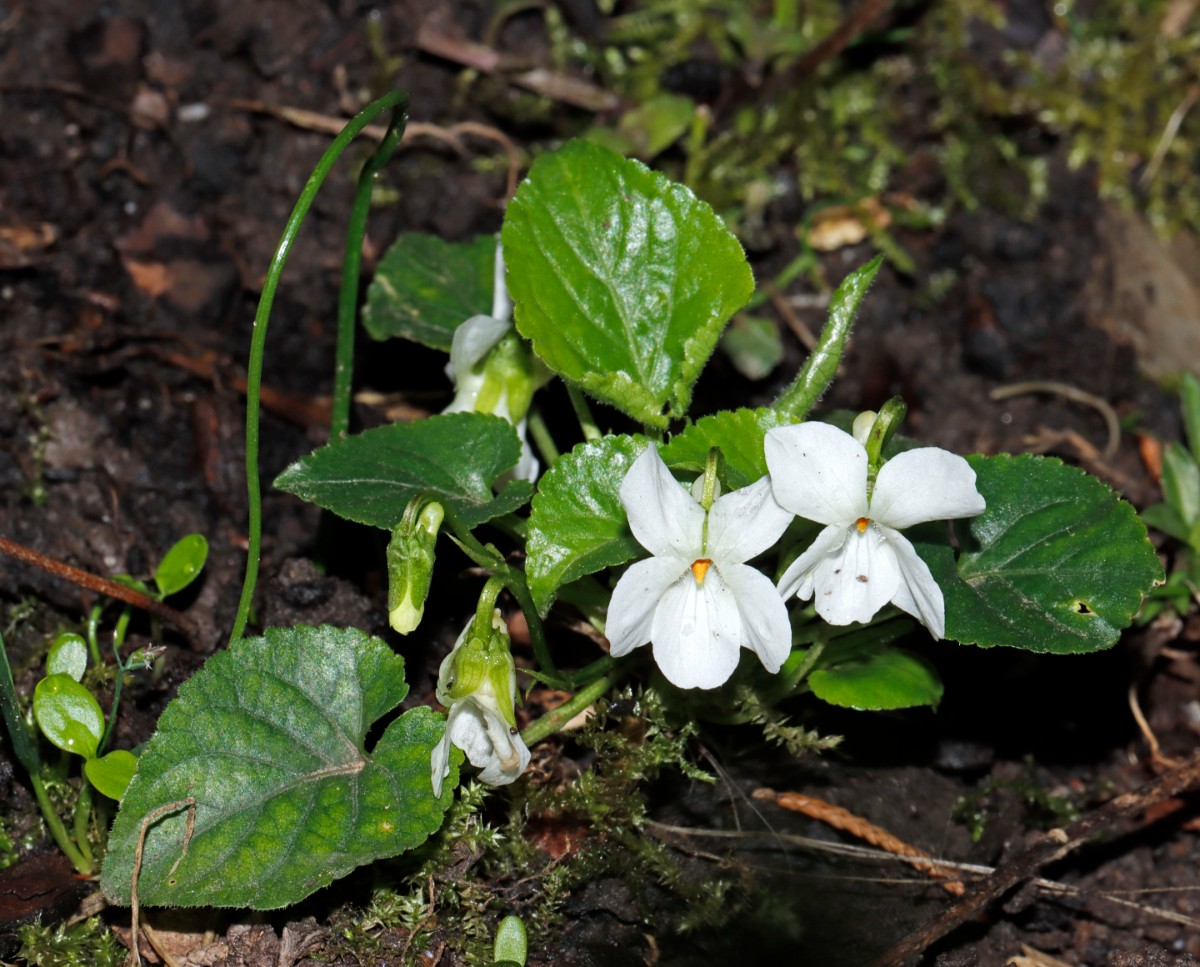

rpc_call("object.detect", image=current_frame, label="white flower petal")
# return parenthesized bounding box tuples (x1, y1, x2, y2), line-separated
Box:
(508, 418, 539, 483)
(808, 526, 901, 626)
(879, 524, 946, 639)
(765, 423, 870, 525)
(869, 447, 986, 529)
(430, 731, 453, 798)
(650, 571, 741, 689)
(717, 562, 792, 673)
(706, 475, 794, 564)
(606, 557, 691, 656)
(777, 524, 847, 600)
(446, 314, 512, 383)
(620, 447, 706, 559)
(447, 696, 530, 787)
(491, 242, 512, 321)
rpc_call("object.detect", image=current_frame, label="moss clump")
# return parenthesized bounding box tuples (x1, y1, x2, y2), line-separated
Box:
(15, 917, 124, 967)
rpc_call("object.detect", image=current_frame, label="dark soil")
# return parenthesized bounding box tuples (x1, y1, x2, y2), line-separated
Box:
(2, 2, 1199, 966)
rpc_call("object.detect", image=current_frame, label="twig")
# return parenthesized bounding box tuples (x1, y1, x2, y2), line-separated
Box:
(1128, 680, 1181, 769)
(130, 798, 196, 967)
(756, 0, 895, 106)
(218, 99, 523, 200)
(0, 536, 199, 642)
(866, 752, 1200, 966)
(770, 790, 964, 895)
(766, 284, 818, 351)
(1139, 83, 1199, 188)
(989, 379, 1121, 460)
(645, 820, 1200, 930)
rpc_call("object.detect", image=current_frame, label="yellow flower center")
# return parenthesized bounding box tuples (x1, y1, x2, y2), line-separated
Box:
(855, 517, 870, 533)
(691, 558, 713, 585)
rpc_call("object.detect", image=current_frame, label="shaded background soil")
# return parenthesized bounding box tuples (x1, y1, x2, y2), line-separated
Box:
(3, 1, 1200, 965)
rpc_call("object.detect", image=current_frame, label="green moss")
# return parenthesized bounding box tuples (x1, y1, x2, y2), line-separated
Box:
(15, 917, 124, 967)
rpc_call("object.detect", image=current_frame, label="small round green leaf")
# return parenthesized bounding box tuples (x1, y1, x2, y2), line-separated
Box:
(33, 674, 103, 759)
(503, 140, 754, 428)
(47, 633, 88, 681)
(526, 435, 650, 616)
(493, 915, 528, 966)
(809, 649, 943, 710)
(362, 233, 496, 350)
(275, 413, 531, 530)
(154, 534, 209, 598)
(85, 749, 138, 801)
(100, 625, 456, 909)
(922, 454, 1164, 653)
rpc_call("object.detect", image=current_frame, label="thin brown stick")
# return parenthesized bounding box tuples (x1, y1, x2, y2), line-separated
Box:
(867, 752, 1200, 966)
(756, 0, 895, 106)
(0, 536, 199, 641)
(773, 791, 964, 896)
(130, 798, 196, 967)
(989, 379, 1121, 460)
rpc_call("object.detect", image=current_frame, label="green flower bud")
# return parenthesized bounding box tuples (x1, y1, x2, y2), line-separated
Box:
(386, 500, 444, 634)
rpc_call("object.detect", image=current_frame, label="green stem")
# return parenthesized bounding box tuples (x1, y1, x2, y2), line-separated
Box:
(447, 523, 560, 682)
(525, 406, 560, 466)
(566, 384, 601, 442)
(773, 253, 884, 421)
(0, 630, 40, 780)
(520, 667, 624, 746)
(29, 771, 92, 875)
(85, 605, 102, 669)
(229, 89, 411, 646)
(330, 98, 410, 440)
(71, 782, 95, 867)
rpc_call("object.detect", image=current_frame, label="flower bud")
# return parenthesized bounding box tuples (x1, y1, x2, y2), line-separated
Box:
(430, 598, 530, 797)
(386, 500, 444, 634)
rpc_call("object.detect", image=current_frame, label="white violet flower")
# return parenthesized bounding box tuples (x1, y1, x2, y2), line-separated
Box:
(764, 421, 986, 639)
(605, 447, 794, 690)
(444, 242, 539, 482)
(430, 609, 530, 798)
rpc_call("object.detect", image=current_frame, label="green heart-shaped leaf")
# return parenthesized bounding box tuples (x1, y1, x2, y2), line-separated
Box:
(526, 435, 650, 616)
(362, 233, 496, 350)
(101, 625, 456, 909)
(660, 407, 786, 490)
(923, 454, 1164, 653)
(275, 412, 531, 530)
(503, 140, 754, 428)
(155, 533, 209, 598)
(33, 674, 103, 759)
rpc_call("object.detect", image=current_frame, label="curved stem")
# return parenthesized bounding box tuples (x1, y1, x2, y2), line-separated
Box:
(71, 782, 95, 867)
(566, 384, 601, 442)
(230, 90, 410, 645)
(446, 522, 559, 682)
(520, 667, 624, 746)
(330, 98, 410, 440)
(30, 772, 92, 875)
